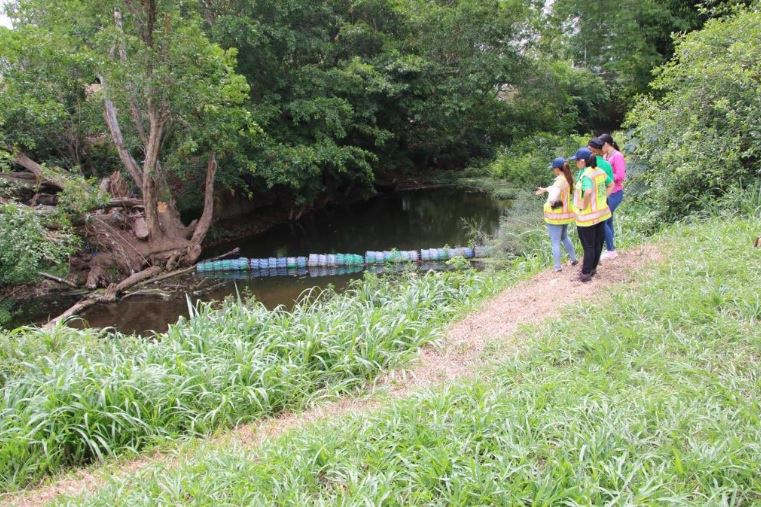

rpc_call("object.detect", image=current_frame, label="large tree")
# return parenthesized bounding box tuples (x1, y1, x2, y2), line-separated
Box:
(2, 0, 255, 271)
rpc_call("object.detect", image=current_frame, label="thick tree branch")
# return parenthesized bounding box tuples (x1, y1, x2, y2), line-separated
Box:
(12, 151, 66, 190)
(99, 76, 144, 189)
(38, 271, 78, 288)
(113, 8, 149, 145)
(44, 266, 162, 328)
(190, 152, 217, 246)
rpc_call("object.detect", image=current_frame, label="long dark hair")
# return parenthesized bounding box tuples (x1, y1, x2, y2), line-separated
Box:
(560, 161, 574, 193)
(585, 154, 597, 168)
(599, 133, 620, 152)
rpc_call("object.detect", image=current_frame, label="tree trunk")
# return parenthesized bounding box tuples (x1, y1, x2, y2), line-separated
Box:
(142, 102, 165, 238)
(185, 152, 218, 264)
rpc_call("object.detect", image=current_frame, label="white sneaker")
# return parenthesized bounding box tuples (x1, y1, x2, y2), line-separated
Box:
(601, 250, 618, 261)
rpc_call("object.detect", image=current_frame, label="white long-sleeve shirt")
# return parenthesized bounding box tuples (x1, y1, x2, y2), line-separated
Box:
(545, 175, 569, 206)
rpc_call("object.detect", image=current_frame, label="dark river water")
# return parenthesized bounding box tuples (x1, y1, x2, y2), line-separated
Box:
(17, 187, 505, 334)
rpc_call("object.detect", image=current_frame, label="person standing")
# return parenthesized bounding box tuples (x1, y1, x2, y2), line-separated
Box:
(588, 138, 614, 188)
(598, 133, 626, 259)
(570, 148, 612, 282)
(536, 157, 578, 272)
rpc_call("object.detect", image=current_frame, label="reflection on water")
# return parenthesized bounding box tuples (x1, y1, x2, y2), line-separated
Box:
(27, 187, 505, 335)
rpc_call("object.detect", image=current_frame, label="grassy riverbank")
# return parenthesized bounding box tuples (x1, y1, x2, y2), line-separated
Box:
(60, 216, 761, 505)
(0, 261, 547, 492)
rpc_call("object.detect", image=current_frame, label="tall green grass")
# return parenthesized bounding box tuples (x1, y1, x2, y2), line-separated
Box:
(63, 217, 761, 505)
(0, 269, 509, 491)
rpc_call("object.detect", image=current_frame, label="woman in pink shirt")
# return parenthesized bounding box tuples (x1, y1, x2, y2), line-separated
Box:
(599, 133, 625, 259)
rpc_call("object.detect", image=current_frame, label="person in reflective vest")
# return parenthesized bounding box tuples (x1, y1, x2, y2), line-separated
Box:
(536, 157, 578, 272)
(570, 148, 613, 282)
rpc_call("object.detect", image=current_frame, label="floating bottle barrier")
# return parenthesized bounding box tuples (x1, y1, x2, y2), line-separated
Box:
(197, 245, 490, 274)
(474, 246, 489, 258)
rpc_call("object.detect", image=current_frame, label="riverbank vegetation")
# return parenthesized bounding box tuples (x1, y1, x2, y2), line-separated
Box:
(56, 213, 761, 505)
(0, 265, 541, 491)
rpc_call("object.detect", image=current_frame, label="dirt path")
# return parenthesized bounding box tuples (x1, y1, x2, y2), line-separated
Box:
(3, 245, 660, 507)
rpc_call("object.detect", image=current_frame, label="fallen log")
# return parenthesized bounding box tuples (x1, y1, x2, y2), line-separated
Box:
(45, 266, 162, 328)
(102, 266, 163, 302)
(38, 271, 78, 288)
(44, 248, 240, 328)
(97, 198, 144, 210)
(12, 152, 67, 190)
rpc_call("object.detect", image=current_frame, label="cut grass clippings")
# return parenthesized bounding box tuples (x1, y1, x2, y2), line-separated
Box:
(61, 217, 761, 506)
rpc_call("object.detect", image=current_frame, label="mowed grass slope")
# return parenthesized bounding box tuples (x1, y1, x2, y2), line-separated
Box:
(0, 269, 513, 492)
(66, 217, 761, 506)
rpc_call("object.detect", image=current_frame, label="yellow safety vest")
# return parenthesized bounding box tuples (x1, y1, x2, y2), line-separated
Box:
(574, 168, 611, 227)
(543, 184, 575, 225)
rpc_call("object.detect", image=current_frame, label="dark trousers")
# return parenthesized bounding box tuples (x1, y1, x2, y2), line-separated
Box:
(577, 222, 605, 275)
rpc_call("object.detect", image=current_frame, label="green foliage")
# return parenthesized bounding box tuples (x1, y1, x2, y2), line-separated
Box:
(55, 176, 110, 217)
(60, 216, 761, 506)
(0, 268, 509, 491)
(487, 132, 588, 188)
(0, 203, 78, 287)
(2, 0, 257, 212)
(194, 0, 609, 203)
(549, 0, 706, 114)
(0, 24, 107, 176)
(625, 6, 761, 221)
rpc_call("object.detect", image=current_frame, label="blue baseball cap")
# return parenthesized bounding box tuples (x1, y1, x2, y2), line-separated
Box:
(569, 147, 592, 161)
(548, 157, 565, 170)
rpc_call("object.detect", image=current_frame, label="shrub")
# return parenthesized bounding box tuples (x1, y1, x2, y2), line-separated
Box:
(0, 203, 78, 286)
(624, 7, 761, 221)
(488, 132, 589, 189)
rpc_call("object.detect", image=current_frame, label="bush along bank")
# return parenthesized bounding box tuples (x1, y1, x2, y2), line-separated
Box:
(0, 266, 526, 492)
(62, 215, 761, 506)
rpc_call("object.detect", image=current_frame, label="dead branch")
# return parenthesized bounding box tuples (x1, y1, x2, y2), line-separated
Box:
(43, 246, 239, 329)
(38, 272, 78, 288)
(132, 247, 240, 289)
(122, 288, 171, 300)
(45, 265, 162, 328)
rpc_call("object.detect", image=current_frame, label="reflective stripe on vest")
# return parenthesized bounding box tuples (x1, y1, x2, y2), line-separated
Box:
(574, 168, 612, 227)
(543, 185, 574, 225)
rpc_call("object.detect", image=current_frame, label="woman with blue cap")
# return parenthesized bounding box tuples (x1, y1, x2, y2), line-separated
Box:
(536, 157, 578, 272)
(570, 147, 613, 282)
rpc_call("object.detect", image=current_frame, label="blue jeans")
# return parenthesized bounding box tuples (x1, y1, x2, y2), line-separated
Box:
(547, 224, 577, 270)
(604, 190, 624, 252)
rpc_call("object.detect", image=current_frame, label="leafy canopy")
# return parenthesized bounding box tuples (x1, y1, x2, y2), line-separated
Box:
(625, 5, 761, 220)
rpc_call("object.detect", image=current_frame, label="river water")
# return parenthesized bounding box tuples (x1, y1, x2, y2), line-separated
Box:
(19, 187, 505, 334)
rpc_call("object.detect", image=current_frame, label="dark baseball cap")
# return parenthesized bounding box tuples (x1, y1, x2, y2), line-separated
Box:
(569, 147, 592, 161)
(588, 137, 604, 149)
(549, 157, 565, 169)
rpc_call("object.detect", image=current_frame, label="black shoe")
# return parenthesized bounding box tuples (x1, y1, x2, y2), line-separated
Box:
(571, 260, 579, 266)
(590, 269, 597, 276)
(579, 273, 593, 283)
